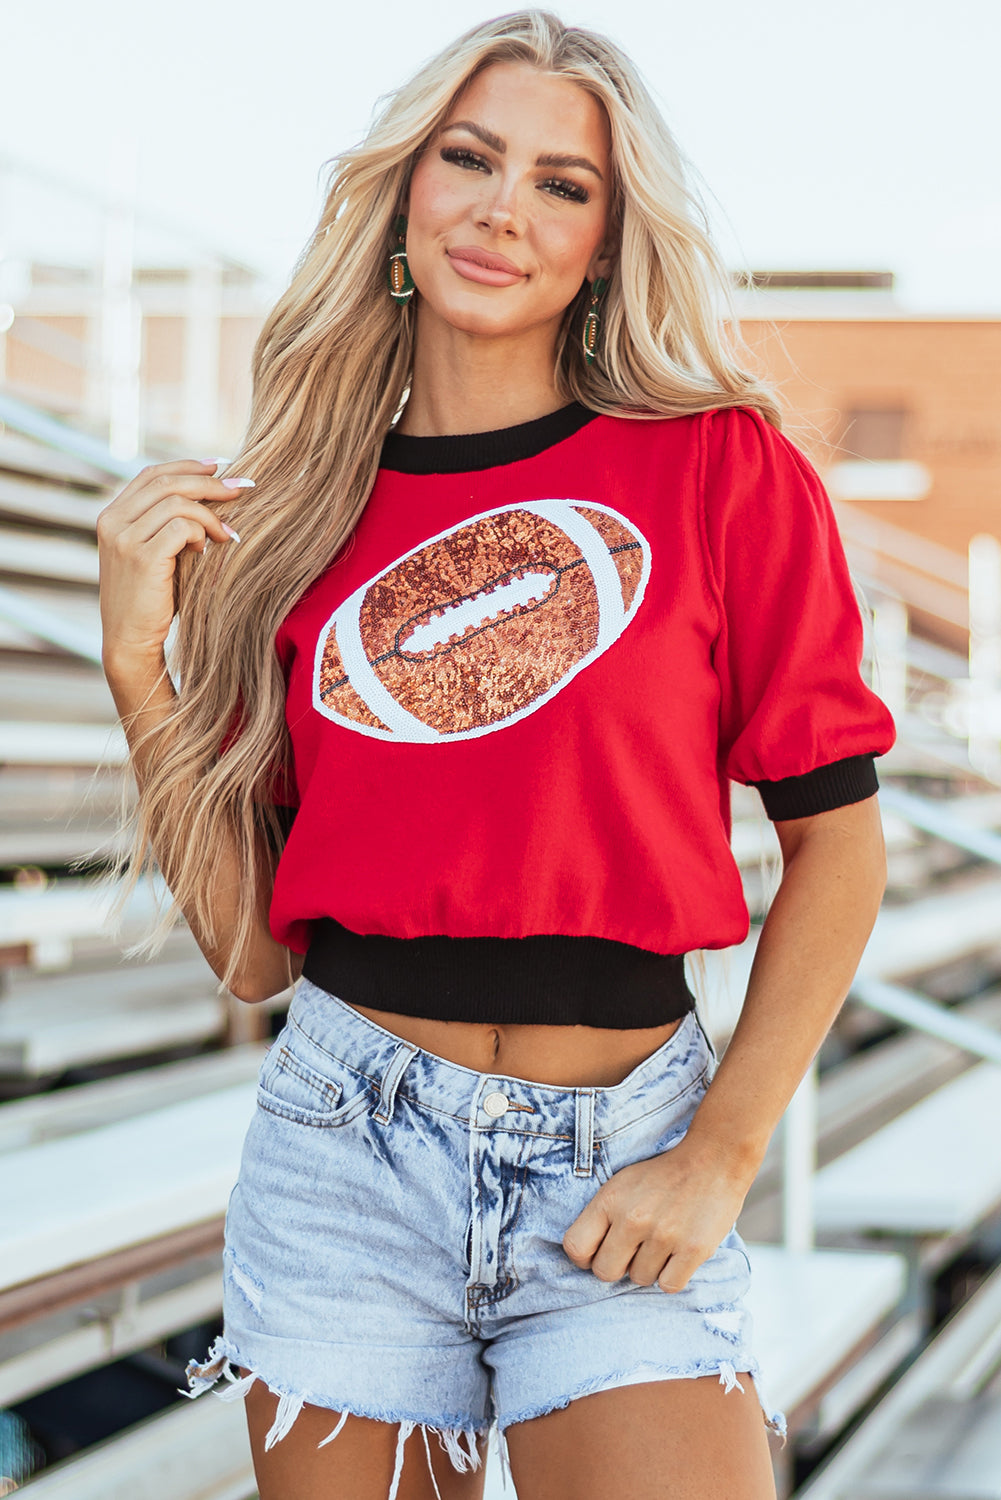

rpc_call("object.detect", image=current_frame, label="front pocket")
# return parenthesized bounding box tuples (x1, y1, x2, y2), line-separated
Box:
(597, 1066, 710, 1179)
(257, 1042, 371, 1128)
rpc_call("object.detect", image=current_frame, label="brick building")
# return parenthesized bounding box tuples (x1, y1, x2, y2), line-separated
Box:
(733, 278, 1001, 557)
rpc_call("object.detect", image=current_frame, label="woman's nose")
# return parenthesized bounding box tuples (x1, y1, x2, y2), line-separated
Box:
(476, 176, 527, 236)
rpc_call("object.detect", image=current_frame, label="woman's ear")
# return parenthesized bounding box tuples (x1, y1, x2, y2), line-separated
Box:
(586, 242, 616, 285)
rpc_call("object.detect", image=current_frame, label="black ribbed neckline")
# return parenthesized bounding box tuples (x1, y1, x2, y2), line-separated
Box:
(380, 400, 599, 475)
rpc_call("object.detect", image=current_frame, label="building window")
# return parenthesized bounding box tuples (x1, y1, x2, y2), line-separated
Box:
(842, 407, 909, 461)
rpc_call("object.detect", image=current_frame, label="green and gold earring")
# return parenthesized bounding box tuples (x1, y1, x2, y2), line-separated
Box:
(582, 275, 607, 365)
(387, 215, 415, 305)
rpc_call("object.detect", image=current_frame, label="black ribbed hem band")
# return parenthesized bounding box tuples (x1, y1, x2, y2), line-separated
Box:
(380, 401, 599, 474)
(302, 917, 696, 1029)
(753, 752, 880, 820)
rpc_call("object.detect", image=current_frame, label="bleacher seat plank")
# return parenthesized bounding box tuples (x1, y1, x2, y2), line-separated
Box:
(742, 1243, 907, 1418)
(0, 766, 123, 818)
(814, 1062, 1001, 1235)
(0, 1043, 267, 1150)
(0, 956, 228, 1075)
(0, 721, 127, 766)
(0, 473, 105, 532)
(0, 428, 114, 488)
(0, 527, 99, 584)
(0, 876, 162, 949)
(0, 1082, 256, 1289)
(0, 824, 126, 868)
(0, 657, 115, 721)
(0, 581, 103, 660)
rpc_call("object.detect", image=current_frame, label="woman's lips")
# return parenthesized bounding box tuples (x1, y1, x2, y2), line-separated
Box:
(446, 246, 527, 287)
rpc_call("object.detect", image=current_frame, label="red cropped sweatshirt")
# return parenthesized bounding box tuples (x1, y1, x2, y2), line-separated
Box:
(239, 402, 896, 1028)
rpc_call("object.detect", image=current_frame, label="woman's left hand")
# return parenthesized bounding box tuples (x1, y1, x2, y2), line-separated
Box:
(562, 1136, 752, 1292)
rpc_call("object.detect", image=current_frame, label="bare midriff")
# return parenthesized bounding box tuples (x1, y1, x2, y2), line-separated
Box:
(346, 1003, 686, 1088)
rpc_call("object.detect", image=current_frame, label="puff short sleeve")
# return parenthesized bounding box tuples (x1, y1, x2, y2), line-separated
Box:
(700, 406, 896, 820)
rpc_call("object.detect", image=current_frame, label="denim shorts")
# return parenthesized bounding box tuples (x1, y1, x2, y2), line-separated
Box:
(182, 976, 786, 1496)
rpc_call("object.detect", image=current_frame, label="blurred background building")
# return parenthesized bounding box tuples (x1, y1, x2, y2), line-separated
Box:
(0, 154, 270, 462)
(736, 272, 1000, 555)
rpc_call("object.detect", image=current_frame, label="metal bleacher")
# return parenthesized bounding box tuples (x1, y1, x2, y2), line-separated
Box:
(3, 395, 1001, 1498)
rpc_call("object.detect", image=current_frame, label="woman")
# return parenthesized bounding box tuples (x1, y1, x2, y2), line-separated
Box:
(98, 12, 894, 1499)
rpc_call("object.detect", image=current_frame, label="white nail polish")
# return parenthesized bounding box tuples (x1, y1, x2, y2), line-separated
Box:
(222, 477, 255, 489)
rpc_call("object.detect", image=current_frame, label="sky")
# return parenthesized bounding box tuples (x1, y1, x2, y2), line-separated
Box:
(1, 0, 999, 313)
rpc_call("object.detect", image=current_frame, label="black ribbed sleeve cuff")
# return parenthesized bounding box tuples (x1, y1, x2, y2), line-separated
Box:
(753, 753, 880, 820)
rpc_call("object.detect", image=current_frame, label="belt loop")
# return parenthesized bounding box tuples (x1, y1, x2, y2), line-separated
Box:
(573, 1088, 595, 1177)
(372, 1041, 418, 1125)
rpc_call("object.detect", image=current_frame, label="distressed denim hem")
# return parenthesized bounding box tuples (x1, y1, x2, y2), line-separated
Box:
(494, 1355, 788, 1466)
(178, 1333, 491, 1500)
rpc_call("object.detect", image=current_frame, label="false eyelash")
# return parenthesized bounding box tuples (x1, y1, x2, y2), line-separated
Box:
(439, 147, 590, 204)
(440, 147, 488, 171)
(540, 177, 589, 204)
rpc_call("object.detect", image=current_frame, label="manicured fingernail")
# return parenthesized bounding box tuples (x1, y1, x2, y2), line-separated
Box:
(200, 456, 231, 465)
(222, 523, 241, 542)
(222, 477, 255, 489)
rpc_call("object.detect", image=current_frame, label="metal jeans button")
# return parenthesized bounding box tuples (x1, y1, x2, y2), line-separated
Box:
(483, 1090, 509, 1117)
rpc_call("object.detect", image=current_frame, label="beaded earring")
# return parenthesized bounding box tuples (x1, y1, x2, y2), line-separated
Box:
(387, 215, 415, 305)
(581, 275, 607, 365)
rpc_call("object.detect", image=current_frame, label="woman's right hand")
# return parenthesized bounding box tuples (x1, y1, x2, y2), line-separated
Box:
(97, 458, 254, 674)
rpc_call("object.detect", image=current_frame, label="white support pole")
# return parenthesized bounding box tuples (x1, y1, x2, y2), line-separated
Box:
(968, 532, 1001, 778)
(783, 1054, 818, 1252)
(871, 597, 909, 723)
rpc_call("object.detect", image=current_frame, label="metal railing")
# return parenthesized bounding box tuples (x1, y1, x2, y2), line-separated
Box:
(0, 388, 142, 479)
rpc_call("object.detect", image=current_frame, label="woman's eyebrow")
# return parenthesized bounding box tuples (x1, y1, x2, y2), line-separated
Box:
(536, 151, 603, 181)
(441, 121, 604, 181)
(443, 120, 506, 153)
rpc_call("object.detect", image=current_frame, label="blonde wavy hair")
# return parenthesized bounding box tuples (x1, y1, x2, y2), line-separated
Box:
(103, 9, 781, 993)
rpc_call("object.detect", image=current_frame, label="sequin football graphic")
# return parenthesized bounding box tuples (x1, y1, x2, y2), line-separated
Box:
(312, 499, 651, 742)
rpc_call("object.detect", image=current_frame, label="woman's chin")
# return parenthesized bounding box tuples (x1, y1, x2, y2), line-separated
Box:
(421, 298, 553, 344)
